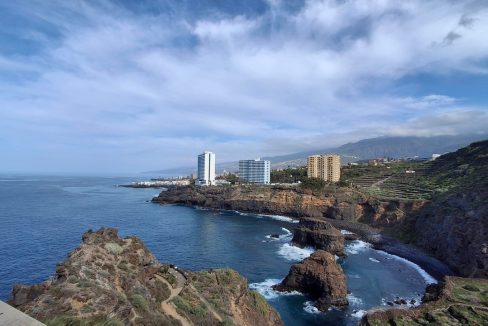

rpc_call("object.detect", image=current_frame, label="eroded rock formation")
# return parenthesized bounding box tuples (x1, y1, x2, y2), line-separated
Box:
(272, 250, 348, 312)
(291, 218, 345, 256)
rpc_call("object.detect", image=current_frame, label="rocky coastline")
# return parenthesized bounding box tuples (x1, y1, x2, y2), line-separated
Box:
(9, 228, 283, 326)
(152, 185, 454, 280)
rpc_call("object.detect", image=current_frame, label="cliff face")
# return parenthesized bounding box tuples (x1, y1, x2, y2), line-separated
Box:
(9, 228, 283, 326)
(394, 140, 488, 279)
(361, 276, 488, 325)
(273, 250, 348, 312)
(152, 185, 423, 227)
(291, 218, 345, 256)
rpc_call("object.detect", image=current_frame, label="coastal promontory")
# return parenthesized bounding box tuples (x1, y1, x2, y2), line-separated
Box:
(9, 228, 284, 326)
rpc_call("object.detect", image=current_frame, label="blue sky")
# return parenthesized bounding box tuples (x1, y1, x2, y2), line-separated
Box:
(1, 0, 487, 174)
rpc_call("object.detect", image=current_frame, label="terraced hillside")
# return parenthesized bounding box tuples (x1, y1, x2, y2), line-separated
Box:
(343, 162, 435, 200)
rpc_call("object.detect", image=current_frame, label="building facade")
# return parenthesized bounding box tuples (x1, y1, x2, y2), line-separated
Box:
(238, 159, 271, 184)
(196, 151, 216, 186)
(307, 154, 341, 182)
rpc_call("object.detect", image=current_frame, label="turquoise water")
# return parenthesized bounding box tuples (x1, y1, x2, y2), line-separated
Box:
(0, 176, 434, 325)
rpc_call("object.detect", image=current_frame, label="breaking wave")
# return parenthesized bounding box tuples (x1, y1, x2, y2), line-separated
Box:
(277, 243, 314, 261)
(249, 279, 302, 300)
(345, 240, 371, 255)
(303, 301, 320, 314)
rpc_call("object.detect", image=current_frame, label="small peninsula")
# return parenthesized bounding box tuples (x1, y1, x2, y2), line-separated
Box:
(9, 228, 283, 326)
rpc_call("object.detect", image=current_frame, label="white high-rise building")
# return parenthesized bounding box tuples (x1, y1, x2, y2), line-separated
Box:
(196, 151, 216, 186)
(239, 159, 271, 184)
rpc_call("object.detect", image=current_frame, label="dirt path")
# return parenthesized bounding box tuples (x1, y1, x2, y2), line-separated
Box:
(155, 268, 191, 326)
(371, 176, 392, 188)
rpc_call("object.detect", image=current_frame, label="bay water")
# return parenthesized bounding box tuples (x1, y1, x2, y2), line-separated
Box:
(0, 176, 434, 325)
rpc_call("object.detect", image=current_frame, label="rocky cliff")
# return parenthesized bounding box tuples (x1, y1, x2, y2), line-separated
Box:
(393, 140, 488, 278)
(291, 218, 345, 256)
(152, 185, 423, 226)
(272, 250, 348, 312)
(9, 228, 283, 326)
(361, 276, 488, 325)
(153, 141, 488, 279)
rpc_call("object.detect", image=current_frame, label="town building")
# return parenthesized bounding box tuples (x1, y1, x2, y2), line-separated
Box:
(238, 159, 271, 184)
(307, 154, 341, 182)
(195, 151, 216, 186)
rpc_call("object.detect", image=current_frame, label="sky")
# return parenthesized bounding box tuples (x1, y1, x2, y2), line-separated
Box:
(1, 0, 487, 174)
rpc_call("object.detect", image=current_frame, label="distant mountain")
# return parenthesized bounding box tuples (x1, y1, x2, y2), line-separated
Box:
(265, 134, 487, 169)
(142, 134, 487, 175)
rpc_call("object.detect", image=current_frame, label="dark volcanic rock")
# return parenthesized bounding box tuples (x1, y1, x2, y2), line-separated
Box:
(292, 218, 345, 256)
(273, 250, 348, 311)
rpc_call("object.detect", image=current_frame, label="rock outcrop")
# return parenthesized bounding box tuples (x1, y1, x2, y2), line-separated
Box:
(9, 228, 283, 326)
(361, 276, 488, 325)
(152, 185, 421, 226)
(291, 218, 345, 256)
(272, 250, 348, 312)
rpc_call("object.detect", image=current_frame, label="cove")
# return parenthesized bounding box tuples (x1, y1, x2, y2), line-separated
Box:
(0, 176, 434, 325)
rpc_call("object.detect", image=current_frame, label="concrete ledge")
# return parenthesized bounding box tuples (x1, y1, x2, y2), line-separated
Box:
(0, 300, 45, 326)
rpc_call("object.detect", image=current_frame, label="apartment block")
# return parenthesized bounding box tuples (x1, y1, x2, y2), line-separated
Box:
(239, 159, 271, 184)
(307, 154, 341, 182)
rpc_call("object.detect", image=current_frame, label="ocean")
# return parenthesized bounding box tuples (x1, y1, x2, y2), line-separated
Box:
(0, 175, 435, 325)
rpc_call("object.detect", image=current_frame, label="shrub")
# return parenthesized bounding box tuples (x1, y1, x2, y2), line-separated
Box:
(105, 243, 123, 255)
(129, 294, 148, 312)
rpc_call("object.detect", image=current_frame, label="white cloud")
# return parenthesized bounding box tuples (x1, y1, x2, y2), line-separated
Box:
(0, 0, 487, 173)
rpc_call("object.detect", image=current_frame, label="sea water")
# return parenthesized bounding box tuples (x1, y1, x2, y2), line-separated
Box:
(0, 176, 434, 325)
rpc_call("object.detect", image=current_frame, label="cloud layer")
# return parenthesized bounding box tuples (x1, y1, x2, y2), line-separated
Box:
(0, 0, 487, 173)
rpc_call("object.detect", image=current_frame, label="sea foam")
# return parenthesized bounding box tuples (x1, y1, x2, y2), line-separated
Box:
(249, 279, 302, 300)
(351, 310, 367, 319)
(257, 214, 299, 223)
(303, 301, 320, 314)
(376, 250, 437, 284)
(278, 243, 314, 261)
(345, 240, 371, 255)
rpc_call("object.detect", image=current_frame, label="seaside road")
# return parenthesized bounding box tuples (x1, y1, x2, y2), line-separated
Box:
(155, 268, 191, 326)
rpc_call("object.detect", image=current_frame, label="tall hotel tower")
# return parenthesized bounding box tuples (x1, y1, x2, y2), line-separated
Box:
(238, 159, 271, 184)
(307, 154, 341, 182)
(196, 151, 216, 186)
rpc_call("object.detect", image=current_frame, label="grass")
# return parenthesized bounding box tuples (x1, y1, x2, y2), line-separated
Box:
(250, 291, 270, 316)
(172, 295, 208, 318)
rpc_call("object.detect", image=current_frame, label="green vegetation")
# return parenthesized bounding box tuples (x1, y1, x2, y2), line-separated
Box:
(157, 265, 177, 287)
(299, 177, 327, 192)
(363, 277, 488, 326)
(45, 315, 123, 326)
(129, 294, 149, 312)
(271, 167, 307, 183)
(250, 291, 270, 316)
(172, 295, 208, 318)
(105, 242, 123, 255)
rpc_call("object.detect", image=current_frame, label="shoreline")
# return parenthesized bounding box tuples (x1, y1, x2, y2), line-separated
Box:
(153, 200, 453, 282)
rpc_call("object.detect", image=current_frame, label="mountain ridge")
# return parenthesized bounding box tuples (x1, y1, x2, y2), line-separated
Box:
(143, 134, 486, 176)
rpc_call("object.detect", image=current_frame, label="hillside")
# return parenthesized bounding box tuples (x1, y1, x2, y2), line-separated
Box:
(361, 276, 488, 325)
(389, 140, 488, 278)
(9, 228, 283, 326)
